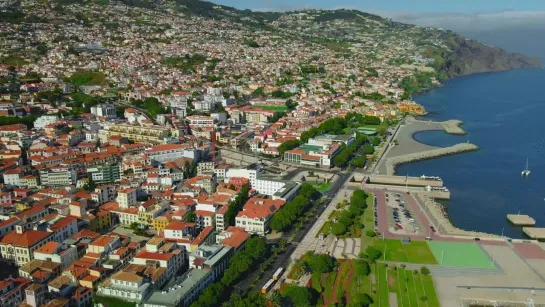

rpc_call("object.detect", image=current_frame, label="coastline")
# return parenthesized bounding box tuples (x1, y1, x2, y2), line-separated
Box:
(378, 116, 477, 176)
(413, 192, 502, 238)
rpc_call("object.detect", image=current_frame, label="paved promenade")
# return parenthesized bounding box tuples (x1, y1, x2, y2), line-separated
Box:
(375, 117, 473, 175)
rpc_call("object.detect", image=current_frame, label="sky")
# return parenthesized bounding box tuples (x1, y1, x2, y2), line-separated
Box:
(213, 0, 545, 33)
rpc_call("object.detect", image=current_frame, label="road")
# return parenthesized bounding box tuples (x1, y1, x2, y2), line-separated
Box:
(232, 171, 352, 293)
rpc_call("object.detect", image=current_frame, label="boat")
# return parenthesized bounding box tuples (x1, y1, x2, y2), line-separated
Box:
(521, 158, 531, 177)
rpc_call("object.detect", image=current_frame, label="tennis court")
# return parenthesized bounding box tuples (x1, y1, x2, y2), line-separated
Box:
(428, 241, 494, 268)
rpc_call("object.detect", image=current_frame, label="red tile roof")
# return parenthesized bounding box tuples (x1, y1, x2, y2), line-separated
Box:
(1, 230, 52, 248)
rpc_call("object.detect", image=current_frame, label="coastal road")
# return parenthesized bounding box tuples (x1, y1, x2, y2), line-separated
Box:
(367, 186, 506, 244)
(233, 170, 351, 294)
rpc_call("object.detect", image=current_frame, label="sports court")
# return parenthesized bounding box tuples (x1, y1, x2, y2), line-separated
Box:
(428, 241, 494, 268)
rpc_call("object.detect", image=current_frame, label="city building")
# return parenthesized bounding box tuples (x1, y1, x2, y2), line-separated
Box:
(90, 104, 117, 119)
(39, 165, 77, 187)
(0, 226, 55, 266)
(235, 198, 285, 235)
(87, 163, 122, 185)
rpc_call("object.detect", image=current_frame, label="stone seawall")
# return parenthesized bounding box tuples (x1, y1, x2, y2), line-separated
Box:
(386, 143, 479, 175)
(413, 192, 502, 239)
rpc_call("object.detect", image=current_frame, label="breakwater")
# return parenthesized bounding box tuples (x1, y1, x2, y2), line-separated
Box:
(385, 143, 479, 176)
(442, 120, 467, 135)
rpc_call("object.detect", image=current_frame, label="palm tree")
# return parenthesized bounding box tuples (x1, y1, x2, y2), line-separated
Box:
(267, 292, 282, 307)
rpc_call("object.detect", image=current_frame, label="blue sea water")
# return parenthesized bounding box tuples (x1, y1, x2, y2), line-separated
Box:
(396, 68, 545, 239)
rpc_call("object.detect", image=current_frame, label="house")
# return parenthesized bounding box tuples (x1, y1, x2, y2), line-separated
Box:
(96, 271, 152, 304)
(0, 226, 55, 266)
(235, 198, 286, 236)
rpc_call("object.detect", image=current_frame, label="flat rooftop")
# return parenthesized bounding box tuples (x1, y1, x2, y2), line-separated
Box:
(298, 144, 324, 153)
(523, 227, 545, 240)
(507, 214, 536, 226)
(144, 268, 212, 307)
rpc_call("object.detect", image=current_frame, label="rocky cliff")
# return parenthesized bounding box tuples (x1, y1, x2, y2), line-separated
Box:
(438, 35, 542, 78)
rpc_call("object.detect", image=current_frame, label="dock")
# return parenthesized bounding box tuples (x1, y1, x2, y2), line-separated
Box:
(507, 214, 536, 226)
(523, 227, 545, 240)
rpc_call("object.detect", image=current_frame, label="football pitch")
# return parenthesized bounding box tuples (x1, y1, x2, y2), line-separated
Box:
(428, 241, 494, 268)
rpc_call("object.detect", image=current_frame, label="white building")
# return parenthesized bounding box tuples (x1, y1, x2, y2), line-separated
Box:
(90, 104, 117, 119)
(34, 115, 60, 130)
(193, 100, 215, 111)
(146, 144, 198, 163)
(39, 165, 77, 187)
(97, 271, 152, 304)
(3, 169, 22, 186)
(186, 116, 215, 127)
(235, 198, 285, 235)
(33, 242, 78, 270)
(117, 188, 137, 209)
(225, 166, 287, 196)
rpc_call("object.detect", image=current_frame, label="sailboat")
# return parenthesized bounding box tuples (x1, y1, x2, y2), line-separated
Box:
(521, 158, 530, 177)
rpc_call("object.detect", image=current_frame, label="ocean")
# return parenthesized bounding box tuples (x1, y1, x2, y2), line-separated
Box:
(396, 67, 545, 239)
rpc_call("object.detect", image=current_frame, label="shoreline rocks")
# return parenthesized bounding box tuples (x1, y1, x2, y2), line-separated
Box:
(385, 143, 479, 176)
(441, 120, 467, 135)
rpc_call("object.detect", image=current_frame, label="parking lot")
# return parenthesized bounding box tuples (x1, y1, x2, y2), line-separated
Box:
(385, 192, 424, 236)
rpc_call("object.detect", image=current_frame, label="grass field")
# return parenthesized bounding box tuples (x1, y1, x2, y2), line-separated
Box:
(312, 182, 331, 192)
(254, 104, 288, 111)
(372, 239, 438, 264)
(428, 241, 494, 268)
(375, 263, 440, 307)
(93, 296, 135, 307)
(361, 192, 376, 247)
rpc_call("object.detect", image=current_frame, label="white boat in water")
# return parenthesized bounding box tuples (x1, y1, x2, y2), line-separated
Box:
(522, 158, 530, 177)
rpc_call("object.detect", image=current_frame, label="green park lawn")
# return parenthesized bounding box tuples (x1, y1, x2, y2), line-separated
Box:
(372, 239, 438, 264)
(254, 104, 289, 111)
(375, 264, 440, 307)
(93, 296, 135, 307)
(428, 241, 494, 268)
(312, 182, 330, 192)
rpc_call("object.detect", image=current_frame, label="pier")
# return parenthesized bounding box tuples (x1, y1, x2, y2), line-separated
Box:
(523, 227, 545, 240)
(385, 143, 479, 175)
(507, 214, 536, 226)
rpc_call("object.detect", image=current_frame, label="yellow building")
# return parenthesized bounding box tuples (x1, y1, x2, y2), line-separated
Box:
(88, 211, 112, 232)
(152, 216, 171, 232)
(104, 124, 170, 145)
(398, 102, 426, 115)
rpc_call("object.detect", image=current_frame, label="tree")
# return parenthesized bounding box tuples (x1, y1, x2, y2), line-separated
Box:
(352, 293, 373, 307)
(282, 285, 316, 307)
(83, 178, 97, 192)
(245, 237, 267, 260)
(365, 246, 382, 260)
(365, 230, 376, 238)
(363, 145, 375, 155)
(185, 211, 197, 223)
(355, 260, 370, 276)
(224, 184, 250, 226)
(331, 222, 347, 236)
(278, 139, 301, 157)
(371, 137, 381, 146)
(305, 253, 337, 274)
(420, 266, 431, 276)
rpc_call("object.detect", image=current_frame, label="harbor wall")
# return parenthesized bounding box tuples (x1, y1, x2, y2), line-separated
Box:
(386, 143, 479, 176)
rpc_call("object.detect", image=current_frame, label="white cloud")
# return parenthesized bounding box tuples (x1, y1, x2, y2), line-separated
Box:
(379, 10, 545, 32)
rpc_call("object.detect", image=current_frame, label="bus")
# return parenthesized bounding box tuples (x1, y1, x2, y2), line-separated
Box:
(273, 267, 284, 281)
(261, 279, 275, 294)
